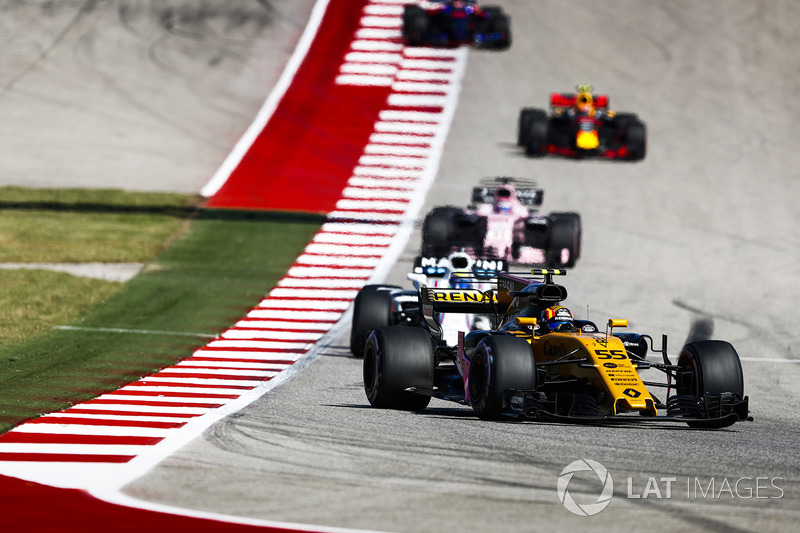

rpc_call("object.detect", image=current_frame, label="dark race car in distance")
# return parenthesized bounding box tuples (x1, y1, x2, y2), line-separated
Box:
(518, 85, 646, 161)
(402, 1, 511, 49)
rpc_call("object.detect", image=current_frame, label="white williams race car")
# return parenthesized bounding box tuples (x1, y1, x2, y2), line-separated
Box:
(349, 252, 504, 357)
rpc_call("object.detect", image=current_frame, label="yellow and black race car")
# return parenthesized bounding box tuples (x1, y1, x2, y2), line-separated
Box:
(363, 270, 751, 428)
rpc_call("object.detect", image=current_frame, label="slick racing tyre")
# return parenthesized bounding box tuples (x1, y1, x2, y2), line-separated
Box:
(624, 120, 647, 161)
(517, 108, 540, 146)
(677, 340, 745, 428)
(615, 113, 646, 161)
(523, 109, 549, 157)
(350, 284, 400, 358)
(468, 335, 536, 420)
(363, 327, 434, 411)
(485, 8, 511, 49)
(421, 206, 461, 256)
(402, 5, 429, 46)
(545, 213, 581, 267)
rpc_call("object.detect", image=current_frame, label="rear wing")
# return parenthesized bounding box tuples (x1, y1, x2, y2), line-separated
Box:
(470, 177, 544, 208)
(421, 269, 567, 318)
(419, 287, 496, 342)
(550, 92, 609, 111)
(412, 255, 506, 278)
(471, 185, 543, 208)
(420, 287, 497, 315)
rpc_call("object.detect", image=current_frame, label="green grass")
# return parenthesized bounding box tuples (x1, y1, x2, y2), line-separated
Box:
(0, 186, 199, 262)
(0, 270, 123, 346)
(0, 187, 323, 432)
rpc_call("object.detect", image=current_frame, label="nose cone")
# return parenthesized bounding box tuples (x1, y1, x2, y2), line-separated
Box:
(576, 130, 599, 150)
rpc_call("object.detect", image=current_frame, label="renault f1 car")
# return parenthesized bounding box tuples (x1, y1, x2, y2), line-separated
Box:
(518, 85, 646, 161)
(363, 270, 751, 428)
(421, 177, 581, 267)
(350, 252, 504, 357)
(402, 1, 511, 49)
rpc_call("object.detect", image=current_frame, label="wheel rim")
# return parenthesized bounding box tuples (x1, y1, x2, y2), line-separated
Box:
(469, 351, 487, 403)
(363, 343, 378, 397)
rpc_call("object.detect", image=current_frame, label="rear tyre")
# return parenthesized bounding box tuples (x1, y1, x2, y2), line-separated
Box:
(524, 110, 549, 157)
(363, 327, 434, 411)
(517, 108, 538, 146)
(350, 285, 400, 358)
(625, 120, 647, 161)
(402, 5, 429, 46)
(677, 340, 744, 428)
(615, 114, 646, 161)
(545, 213, 581, 267)
(469, 335, 536, 420)
(488, 12, 511, 49)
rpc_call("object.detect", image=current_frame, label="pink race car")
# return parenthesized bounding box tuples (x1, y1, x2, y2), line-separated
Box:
(421, 178, 581, 266)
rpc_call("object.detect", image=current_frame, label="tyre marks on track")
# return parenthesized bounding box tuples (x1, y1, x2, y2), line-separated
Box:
(0, 0, 466, 491)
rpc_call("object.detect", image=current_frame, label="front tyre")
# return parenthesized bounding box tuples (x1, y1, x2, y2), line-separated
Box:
(363, 327, 434, 411)
(677, 340, 745, 428)
(402, 5, 429, 46)
(625, 120, 647, 161)
(545, 213, 581, 267)
(677, 340, 744, 397)
(523, 109, 549, 157)
(468, 335, 536, 420)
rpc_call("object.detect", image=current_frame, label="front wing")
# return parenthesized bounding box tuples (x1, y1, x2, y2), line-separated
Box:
(503, 390, 752, 427)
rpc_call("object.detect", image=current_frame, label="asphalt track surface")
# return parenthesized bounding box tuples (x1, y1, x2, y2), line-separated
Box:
(3, 1, 800, 532)
(0, 0, 314, 193)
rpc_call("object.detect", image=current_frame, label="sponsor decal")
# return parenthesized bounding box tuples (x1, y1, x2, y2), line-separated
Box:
(428, 289, 493, 303)
(510, 395, 525, 411)
(543, 341, 567, 358)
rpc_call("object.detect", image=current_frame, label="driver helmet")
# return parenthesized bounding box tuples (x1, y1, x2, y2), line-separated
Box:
(493, 187, 513, 213)
(575, 85, 595, 116)
(542, 305, 574, 331)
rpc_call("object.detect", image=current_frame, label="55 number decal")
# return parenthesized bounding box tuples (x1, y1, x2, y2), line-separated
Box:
(595, 349, 627, 360)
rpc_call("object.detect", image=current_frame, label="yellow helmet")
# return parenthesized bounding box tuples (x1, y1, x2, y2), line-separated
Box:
(574, 85, 594, 117)
(576, 85, 593, 108)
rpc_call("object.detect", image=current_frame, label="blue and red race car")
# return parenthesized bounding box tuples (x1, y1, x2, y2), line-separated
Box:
(402, 1, 511, 49)
(518, 85, 647, 161)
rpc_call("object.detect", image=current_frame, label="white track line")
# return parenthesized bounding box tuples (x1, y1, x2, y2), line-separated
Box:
(9, 425, 172, 437)
(740, 357, 800, 363)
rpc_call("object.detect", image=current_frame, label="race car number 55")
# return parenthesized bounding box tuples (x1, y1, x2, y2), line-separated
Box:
(596, 349, 627, 359)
